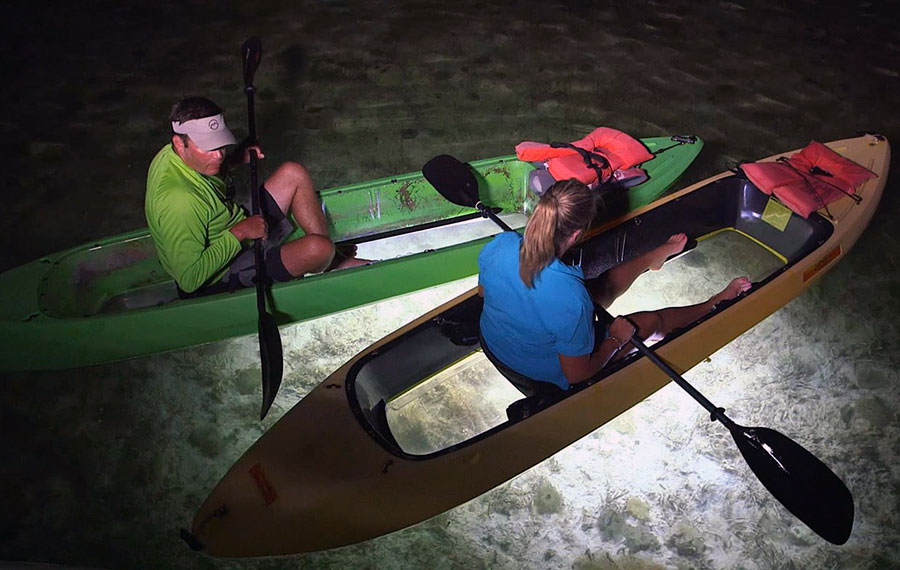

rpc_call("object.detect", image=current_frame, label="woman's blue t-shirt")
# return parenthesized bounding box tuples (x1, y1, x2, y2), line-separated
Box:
(478, 231, 595, 389)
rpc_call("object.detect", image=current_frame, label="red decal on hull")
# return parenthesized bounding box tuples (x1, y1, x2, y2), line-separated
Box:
(803, 244, 842, 282)
(248, 463, 278, 506)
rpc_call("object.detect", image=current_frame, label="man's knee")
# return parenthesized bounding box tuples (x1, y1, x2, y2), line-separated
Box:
(276, 161, 313, 188)
(266, 161, 313, 195)
(281, 234, 334, 276)
(263, 161, 316, 212)
(306, 233, 334, 260)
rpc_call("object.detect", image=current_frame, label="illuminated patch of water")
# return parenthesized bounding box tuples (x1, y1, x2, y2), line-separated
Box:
(355, 212, 526, 260)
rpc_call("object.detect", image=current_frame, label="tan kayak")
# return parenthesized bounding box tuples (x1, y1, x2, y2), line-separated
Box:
(186, 134, 890, 557)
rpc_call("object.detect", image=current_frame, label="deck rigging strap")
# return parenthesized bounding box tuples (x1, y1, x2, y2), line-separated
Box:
(776, 157, 834, 220)
(650, 135, 699, 157)
(776, 157, 863, 203)
(549, 141, 611, 183)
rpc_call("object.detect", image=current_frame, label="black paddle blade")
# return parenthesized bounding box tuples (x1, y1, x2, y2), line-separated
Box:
(241, 36, 262, 89)
(258, 312, 283, 421)
(730, 425, 854, 544)
(422, 154, 480, 208)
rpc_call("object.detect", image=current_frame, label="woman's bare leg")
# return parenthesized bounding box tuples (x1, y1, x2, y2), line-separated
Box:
(614, 277, 752, 358)
(589, 233, 689, 308)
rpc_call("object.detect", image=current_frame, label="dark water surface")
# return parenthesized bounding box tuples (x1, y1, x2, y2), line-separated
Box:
(1, 1, 899, 569)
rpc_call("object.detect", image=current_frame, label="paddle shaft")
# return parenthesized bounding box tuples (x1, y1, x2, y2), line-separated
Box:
(243, 41, 268, 320)
(246, 83, 265, 306)
(242, 36, 284, 421)
(478, 201, 513, 232)
(617, 313, 735, 429)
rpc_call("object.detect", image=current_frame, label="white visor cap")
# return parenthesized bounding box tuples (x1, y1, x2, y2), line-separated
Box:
(172, 113, 237, 151)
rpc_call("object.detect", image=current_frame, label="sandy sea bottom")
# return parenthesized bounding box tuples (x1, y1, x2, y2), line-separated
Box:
(1, 1, 899, 569)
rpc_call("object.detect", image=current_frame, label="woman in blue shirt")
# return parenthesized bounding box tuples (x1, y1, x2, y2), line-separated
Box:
(478, 179, 750, 390)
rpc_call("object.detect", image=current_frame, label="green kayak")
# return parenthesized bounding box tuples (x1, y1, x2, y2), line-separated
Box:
(0, 136, 701, 371)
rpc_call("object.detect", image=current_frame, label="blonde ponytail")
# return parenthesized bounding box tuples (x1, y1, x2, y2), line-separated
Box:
(519, 179, 595, 287)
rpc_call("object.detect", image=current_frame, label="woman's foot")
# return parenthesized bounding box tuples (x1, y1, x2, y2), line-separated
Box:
(710, 277, 752, 307)
(649, 233, 689, 270)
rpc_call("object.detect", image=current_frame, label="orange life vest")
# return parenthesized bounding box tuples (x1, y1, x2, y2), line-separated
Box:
(740, 141, 876, 218)
(516, 127, 653, 185)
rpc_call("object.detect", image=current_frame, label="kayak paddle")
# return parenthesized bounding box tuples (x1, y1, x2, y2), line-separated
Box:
(242, 36, 284, 421)
(422, 153, 854, 545)
(422, 155, 513, 232)
(608, 321, 854, 545)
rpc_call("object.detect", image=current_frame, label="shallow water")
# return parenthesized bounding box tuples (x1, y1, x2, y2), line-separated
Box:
(1, 1, 899, 569)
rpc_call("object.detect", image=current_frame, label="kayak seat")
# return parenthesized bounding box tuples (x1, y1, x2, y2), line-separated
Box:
(438, 319, 480, 347)
(101, 281, 180, 313)
(479, 333, 567, 421)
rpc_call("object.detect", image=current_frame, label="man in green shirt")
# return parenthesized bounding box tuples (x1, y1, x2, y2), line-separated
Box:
(146, 96, 360, 296)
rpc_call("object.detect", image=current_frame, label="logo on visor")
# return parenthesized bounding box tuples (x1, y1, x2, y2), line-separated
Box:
(208, 118, 220, 131)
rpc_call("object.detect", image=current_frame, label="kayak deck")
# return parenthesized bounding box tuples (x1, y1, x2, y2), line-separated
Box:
(349, 175, 834, 457)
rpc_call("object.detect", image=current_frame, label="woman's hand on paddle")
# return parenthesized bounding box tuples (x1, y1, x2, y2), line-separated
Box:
(609, 317, 635, 346)
(229, 215, 267, 241)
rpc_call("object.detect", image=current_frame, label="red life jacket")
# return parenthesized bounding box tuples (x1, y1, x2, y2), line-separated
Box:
(740, 141, 875, 218)
(516, 127, 653, 185)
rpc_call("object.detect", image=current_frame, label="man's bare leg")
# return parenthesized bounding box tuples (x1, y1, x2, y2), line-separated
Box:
(589, 233, 689, 308)
(264, 162, 328, 235)
(328, 243, 370, 270)
(264, 161, 367, 274)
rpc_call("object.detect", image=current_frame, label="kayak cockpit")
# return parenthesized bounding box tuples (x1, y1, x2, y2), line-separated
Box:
(347, 294, 521, 455)
(35, 212, 528, 319)
(346, 175, 836, 458)
(37, 233, 179, 318)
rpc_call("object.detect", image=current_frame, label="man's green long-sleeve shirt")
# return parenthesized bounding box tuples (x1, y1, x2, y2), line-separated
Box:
(145, 145, 245, 293)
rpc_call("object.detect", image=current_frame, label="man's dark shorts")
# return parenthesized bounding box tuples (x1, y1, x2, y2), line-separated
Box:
(179, 187, 295, 299)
